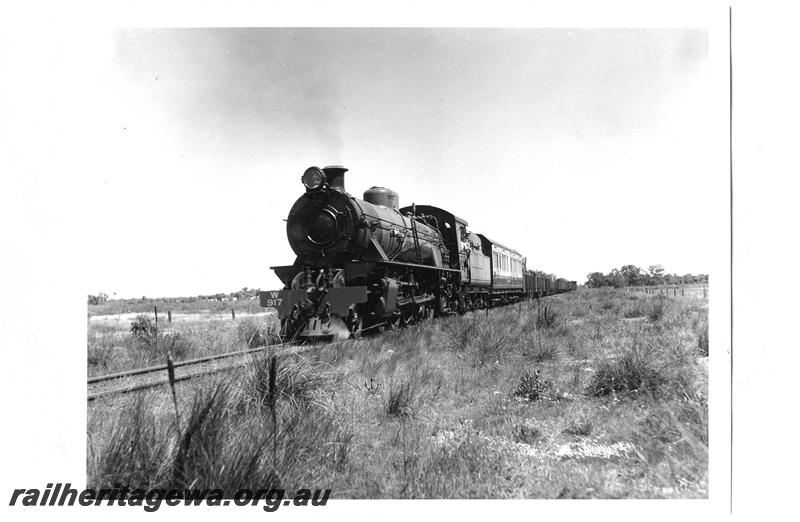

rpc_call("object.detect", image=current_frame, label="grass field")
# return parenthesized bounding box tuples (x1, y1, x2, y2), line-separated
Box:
(88, 297, 263, 318)
(87, 310, 279, 377)
(87, 288, 708, 498)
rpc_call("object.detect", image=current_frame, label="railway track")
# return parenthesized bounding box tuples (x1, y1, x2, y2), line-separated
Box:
(86, 303, 515, 401)
(87, 341, 311, 401)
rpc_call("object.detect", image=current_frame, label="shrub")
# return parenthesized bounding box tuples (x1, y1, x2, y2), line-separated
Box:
(512, 369, 553, 401)
(130, 315, 157, 345)
(126, 325, 193, 364)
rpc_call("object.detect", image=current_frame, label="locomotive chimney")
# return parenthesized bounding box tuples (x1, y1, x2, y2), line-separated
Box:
(323, 165, 348, 193)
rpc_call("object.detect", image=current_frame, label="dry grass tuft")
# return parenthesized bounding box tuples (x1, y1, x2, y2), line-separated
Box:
(237, 318, 278, 348)
(535, 306, 560, 329)
(648, 296, 667, 321)
(587, 341, 667, 397)
(89, 395, 170, 489)
(244, 355, 327, 409)
(696, 318, 709, 356)
(385, 380, 416, 418)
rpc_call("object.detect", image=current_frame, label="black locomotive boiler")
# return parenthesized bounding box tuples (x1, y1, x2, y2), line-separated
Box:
(260, 165, 576, 339)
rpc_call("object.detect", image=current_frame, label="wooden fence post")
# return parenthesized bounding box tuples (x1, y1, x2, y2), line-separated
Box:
(153, 305, 158, 354)
(231, 307, 236, 320)
(167, 310, 172, 322)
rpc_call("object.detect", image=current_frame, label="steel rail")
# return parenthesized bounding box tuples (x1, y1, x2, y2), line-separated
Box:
(87, 341, 296, 384)
(87, 343, 315, 401)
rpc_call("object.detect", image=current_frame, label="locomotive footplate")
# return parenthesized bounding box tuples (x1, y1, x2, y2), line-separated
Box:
(259, 286, 368, 317)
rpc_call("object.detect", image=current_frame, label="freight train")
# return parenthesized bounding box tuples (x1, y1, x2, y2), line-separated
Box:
(260, 165, 576, 339)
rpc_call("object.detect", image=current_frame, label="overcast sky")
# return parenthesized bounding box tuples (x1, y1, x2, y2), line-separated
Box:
(75, 27, 716, 297)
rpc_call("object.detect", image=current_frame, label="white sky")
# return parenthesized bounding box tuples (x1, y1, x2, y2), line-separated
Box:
(4, 25, 724, 299)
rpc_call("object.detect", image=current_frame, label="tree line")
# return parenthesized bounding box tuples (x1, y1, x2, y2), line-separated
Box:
(585, 265, 708, 288)
(88, 287, 261, 305)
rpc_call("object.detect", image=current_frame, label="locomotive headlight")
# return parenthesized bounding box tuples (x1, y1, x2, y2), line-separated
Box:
(302, 166, 326, 190)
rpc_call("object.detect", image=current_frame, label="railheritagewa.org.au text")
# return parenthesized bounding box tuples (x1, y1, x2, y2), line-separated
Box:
(8, 483, 331, 511)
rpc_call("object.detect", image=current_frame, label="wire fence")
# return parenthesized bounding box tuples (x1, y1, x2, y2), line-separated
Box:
(625, 285, 708, 298)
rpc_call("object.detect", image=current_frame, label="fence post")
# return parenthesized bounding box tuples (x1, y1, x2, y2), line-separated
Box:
(153, 305, 158, 354)
(231, 307, 236, 320)
(682, 288, 685, 297)
(168, 310, 172, 322)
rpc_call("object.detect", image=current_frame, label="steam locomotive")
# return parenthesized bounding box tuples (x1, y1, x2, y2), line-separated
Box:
(260, 165, 576, 339)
